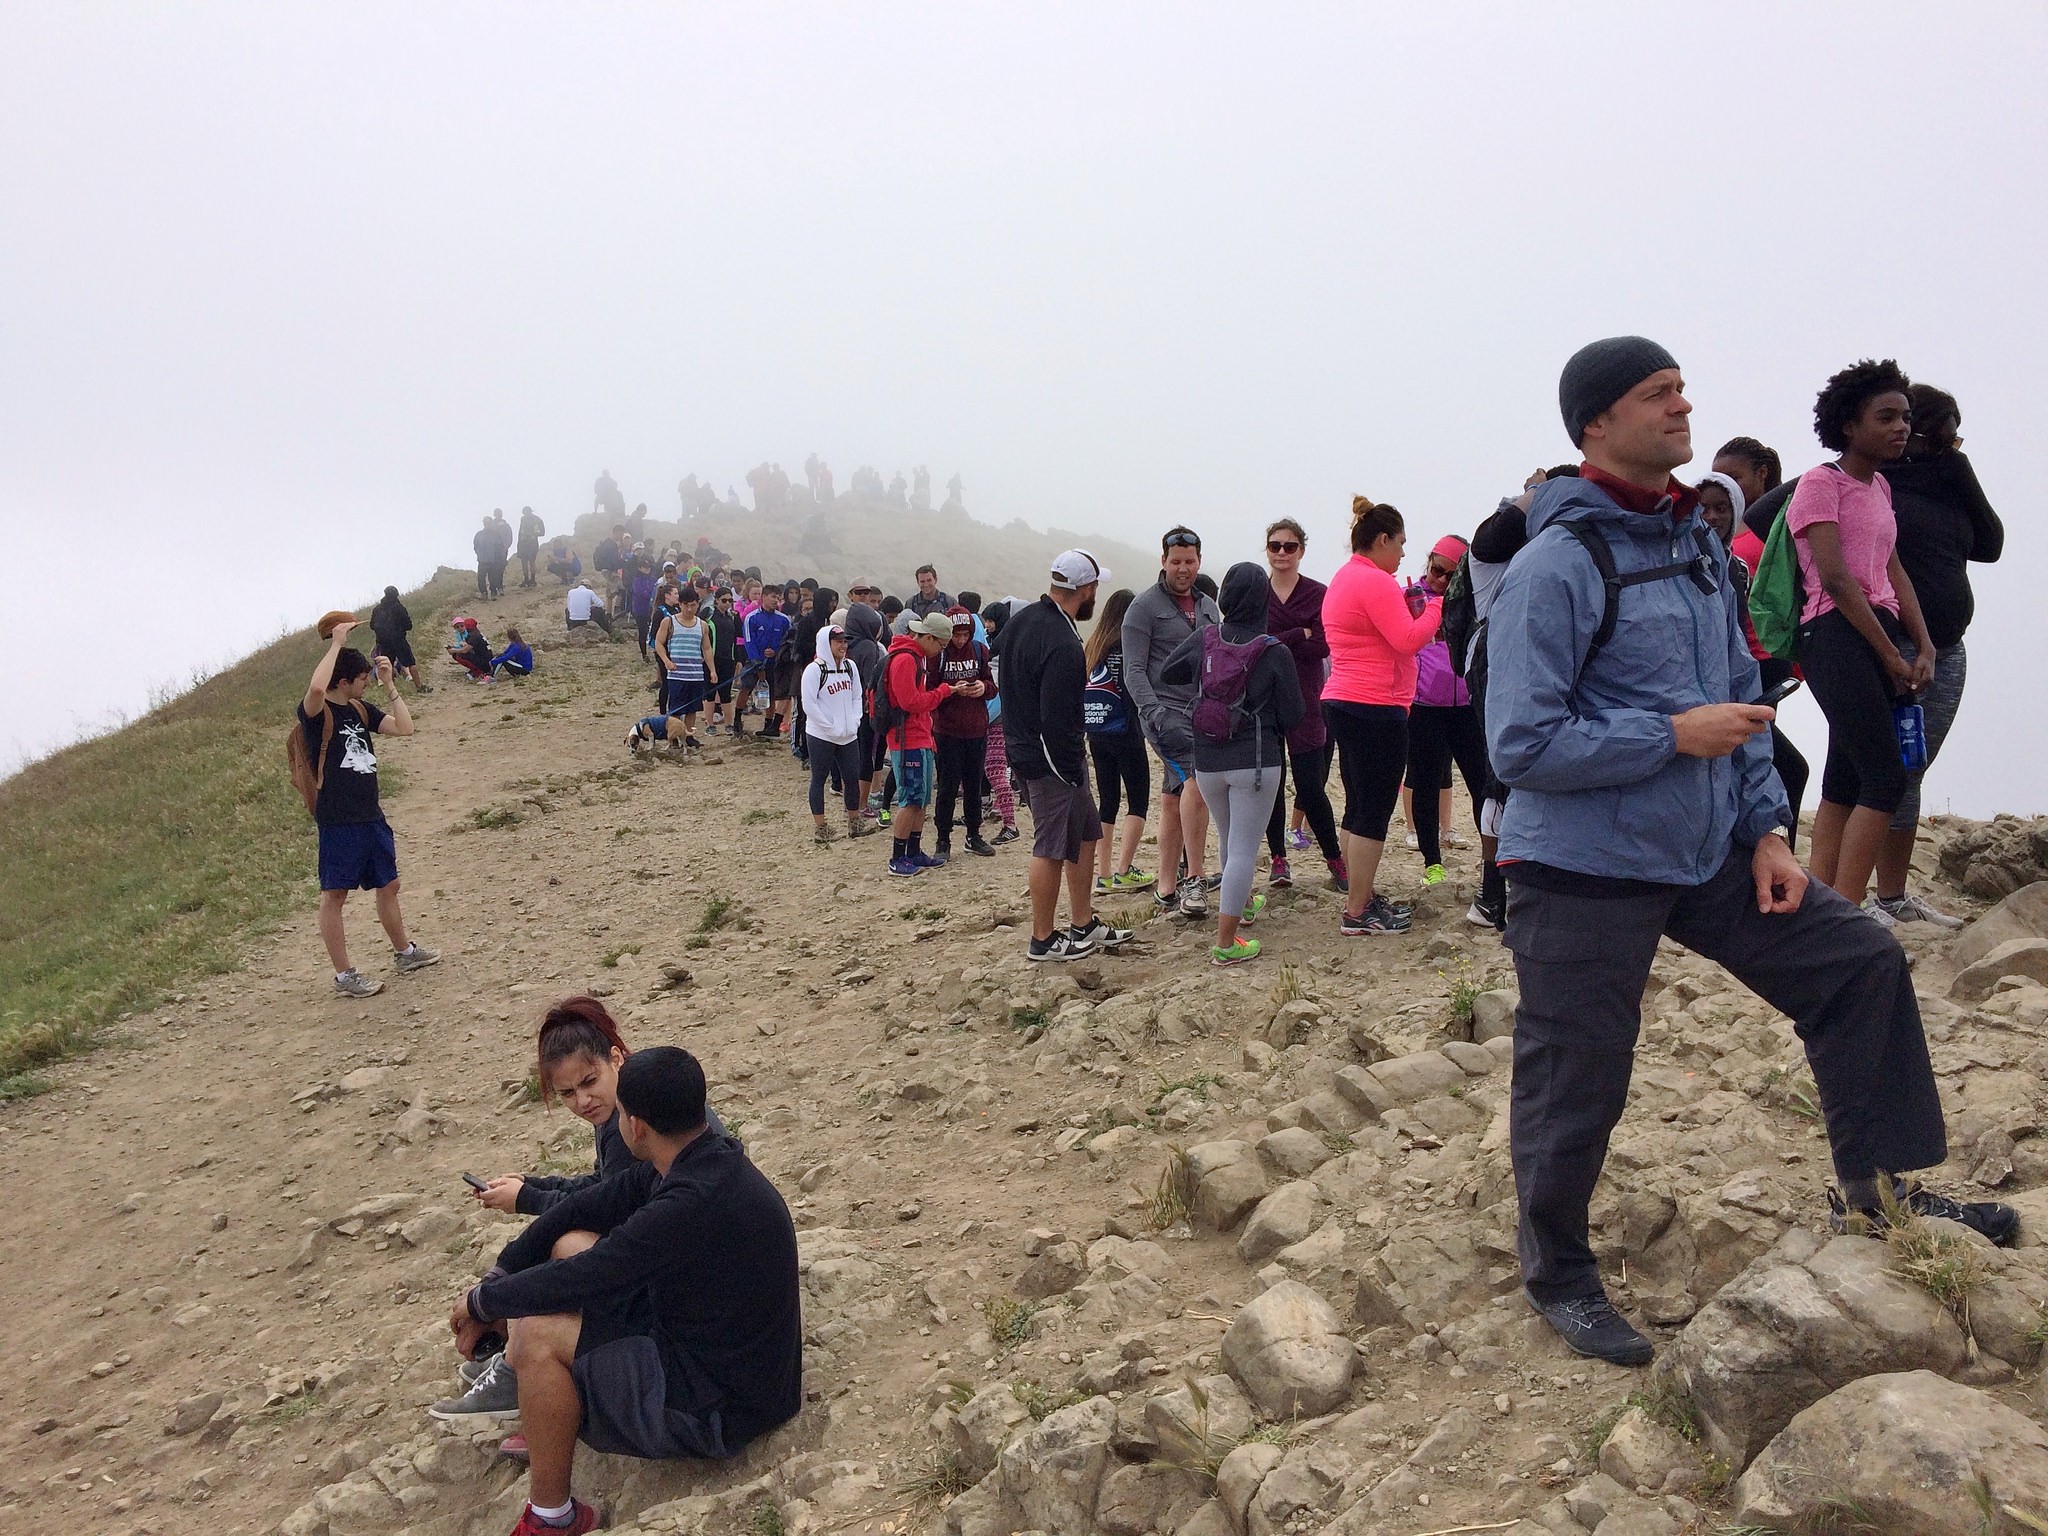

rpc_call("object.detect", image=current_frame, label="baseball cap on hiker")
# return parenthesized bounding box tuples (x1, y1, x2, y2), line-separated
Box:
(1050, 549, 1108, 591)
(907, 611, 954, 640)
(1558, 336, 1680, 446)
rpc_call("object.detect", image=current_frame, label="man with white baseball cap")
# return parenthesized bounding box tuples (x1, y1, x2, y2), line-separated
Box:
(999, 550, 1135, 960)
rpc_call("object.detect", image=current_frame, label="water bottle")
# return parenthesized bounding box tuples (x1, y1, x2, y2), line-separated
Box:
(1893, 702, 1928, 772)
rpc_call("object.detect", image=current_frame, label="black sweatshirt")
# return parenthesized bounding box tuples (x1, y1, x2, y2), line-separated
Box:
(471, 1131, 801, 1448)
(514, 1112, 632, 1216)
(1886, 451, 2002, 649)
(997, 594, 1088, 784)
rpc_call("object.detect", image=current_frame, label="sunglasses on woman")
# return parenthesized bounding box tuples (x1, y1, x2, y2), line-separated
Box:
(1267, 540, 1301, 554)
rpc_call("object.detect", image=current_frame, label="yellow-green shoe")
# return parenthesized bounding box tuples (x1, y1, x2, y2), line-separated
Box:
(1210, 937, 1261, 967)
(1422, 863, 1447, 886)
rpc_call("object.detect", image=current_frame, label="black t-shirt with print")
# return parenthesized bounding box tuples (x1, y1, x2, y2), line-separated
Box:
(296, 698, 387, 825)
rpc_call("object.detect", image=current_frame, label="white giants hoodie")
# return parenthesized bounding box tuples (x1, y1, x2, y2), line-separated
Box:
(801, 627, 864, 746)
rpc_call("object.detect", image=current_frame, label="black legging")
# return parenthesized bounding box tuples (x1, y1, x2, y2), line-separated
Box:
(1800, 608, 1909, 814)
(1089, 730, 1151, 825)
(809, 739, 862, 815)
(1405, 703, 1489, 865)
(935, 734, 986, 840)
(1757, 656, 1810, 850)
(1327, 703, 1408, 841)
(1263, 741, 1341, 861)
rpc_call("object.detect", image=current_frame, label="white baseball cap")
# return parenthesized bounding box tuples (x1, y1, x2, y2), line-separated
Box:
(1050, 549, 1108, 590)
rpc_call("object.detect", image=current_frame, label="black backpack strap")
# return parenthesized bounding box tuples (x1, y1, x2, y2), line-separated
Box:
(1563, 521, 1703, 659)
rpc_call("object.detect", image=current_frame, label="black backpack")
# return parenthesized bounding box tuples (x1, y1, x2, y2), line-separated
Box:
(1442, 553, 1480, 679)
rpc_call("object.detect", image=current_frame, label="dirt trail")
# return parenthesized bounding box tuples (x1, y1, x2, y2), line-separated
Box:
(2, 577, 2041, 1536)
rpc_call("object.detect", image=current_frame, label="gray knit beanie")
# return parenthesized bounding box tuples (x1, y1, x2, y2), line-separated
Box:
(1559, 336, 1680, 446)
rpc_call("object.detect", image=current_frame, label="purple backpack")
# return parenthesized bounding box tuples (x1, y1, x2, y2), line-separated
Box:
(1191, 628, 1278, 745)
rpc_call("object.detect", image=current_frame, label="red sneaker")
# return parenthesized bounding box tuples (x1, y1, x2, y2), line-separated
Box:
(497, 1433, 529, 1461)
(508, 1498, 602, 1535)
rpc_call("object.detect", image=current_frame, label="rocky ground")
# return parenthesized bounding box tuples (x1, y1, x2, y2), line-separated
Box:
(6, 576, 2048, 1536)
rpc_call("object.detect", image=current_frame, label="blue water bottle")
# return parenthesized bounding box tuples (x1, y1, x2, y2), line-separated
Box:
(1894, 702, 1928, 772)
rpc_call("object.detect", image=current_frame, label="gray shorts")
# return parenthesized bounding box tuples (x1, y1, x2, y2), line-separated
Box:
(1145, 717, 1194, 794)
(1022, 774, 1103, 864)
(1891, 640, 1965, 829)
(571, 1289, 731, 1461)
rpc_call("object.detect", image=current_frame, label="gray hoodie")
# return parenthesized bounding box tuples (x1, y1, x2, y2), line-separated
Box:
(1122, 572, 1222, 741)
(1484, 476, 1789, 886)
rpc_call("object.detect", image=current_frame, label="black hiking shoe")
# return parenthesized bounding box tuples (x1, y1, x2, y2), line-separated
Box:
(1525, 1289, 1654, 1367)
(1828, 1179, 2020, 1248)
(963, 835, 996, 857)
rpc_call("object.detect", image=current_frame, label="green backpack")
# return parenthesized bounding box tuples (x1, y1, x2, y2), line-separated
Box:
(1746, 505, 1803, 660)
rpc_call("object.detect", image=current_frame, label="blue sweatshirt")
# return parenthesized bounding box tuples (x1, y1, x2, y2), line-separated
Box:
(742, 608, 791, 662)
(1484, 474, 1789, 886)
(491, 640, 534, 672)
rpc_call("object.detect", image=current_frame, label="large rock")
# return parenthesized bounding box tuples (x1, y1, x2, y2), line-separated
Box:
(1938, 816, 2048, 901)
(1256, 1127, 1333, 1180)
(1951, 937, 2048, 1002)
(948, 1383, 1031, 1479)
(1952, 881, 2048, 970)
(1245, 1441, 1354, 1536)
(1185, 1140, 1268, 1231)
(1659, 1230, 1968, 1469)
(1597, 1406, 1693, 1492)
(1221, 1280, 1356, 1418)
(1093, 1462, 1207, 1536)
(1237, 1181, 1322, 1265)
(993, 1395, 1119, 1534)
(1144, 1374, 1256, 1467)
(1470, 988, 1518, 1044)
(1215, 1441, 1283, 1530)
(1017, 1240, 1088, 1299)
(1333, 1050, 1466, 1116)
(1733, 1370, 2048, 1534)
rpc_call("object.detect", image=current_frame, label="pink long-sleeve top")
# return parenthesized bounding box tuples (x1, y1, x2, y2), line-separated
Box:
(1323, 554, 1443, 708)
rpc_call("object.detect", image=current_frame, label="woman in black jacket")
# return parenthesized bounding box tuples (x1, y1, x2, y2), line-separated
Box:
(369, 586, 429, 692)
(1159, 562, 1303, 966)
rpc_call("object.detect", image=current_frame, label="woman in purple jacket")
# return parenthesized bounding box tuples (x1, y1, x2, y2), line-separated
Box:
(1261, 519, 1347, 891)
(1403, 535, 1490, 885)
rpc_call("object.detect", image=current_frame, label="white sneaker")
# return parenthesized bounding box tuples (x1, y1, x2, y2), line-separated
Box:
(1861, 897, 1899, 931)
(1876, 892, 1966, 930)
(1403, 831, 1419, 850)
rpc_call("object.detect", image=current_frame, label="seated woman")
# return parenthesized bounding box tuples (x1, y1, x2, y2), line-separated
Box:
(491, 626, 534, 678)
(447, 617, 494, 681)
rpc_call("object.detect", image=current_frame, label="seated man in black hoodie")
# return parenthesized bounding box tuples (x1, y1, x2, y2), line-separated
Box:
(450, 1048, 801, 1536)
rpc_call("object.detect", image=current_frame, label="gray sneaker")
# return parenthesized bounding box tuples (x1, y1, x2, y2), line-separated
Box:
(1177, 882, 1208, 920)
(458, 1348, 504, 1387)
(333, 969, 383, 999)
(428, 1353, 519, 1422)
(393, 943, 441, 973)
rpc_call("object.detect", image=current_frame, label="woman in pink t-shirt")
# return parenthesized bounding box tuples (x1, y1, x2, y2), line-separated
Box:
(1322, 497, 1442, 936)
(1789, 359, 1935, 908)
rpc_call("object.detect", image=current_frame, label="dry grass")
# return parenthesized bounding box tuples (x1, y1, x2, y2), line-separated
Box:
(0, 568, 474, 1093)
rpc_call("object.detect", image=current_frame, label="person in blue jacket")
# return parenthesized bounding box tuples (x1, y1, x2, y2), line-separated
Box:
(491, 626, 534, 678)
(1484, 336, 2015, 1370)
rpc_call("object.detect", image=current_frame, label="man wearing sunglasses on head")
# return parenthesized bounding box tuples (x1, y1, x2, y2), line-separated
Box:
(1122, 526, 1222, 917)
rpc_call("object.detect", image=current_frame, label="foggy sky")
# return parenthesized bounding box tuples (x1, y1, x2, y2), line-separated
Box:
(3, 4, 2043, 816)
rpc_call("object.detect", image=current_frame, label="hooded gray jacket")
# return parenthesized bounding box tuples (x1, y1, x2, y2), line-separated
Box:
(1122, 573, 1222, 740)
(1484, 475, 1789, 886)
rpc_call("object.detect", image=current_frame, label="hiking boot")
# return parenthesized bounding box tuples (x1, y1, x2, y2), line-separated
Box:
(1269, 857, 1293, 889)
(1525, 1289, 1654, 1367)
(814, 823, 838, 843)
(428, 1354, 520, 1422)
(393, 943, 440, 974)
(1178, 883, 1208, 920)
(1027, 932, 1090, 962)
(887, 857, 922, 878)
(964, 835, 996, 857)
(1238, 894, 1267, 926)
(333, 969, 383, 999)
(847, 817, 876, 839)
(934, 837, 953, 861)
(1287, 828, 1310, 851)
(1872, 891, 1966, 930)
(1828, 1179, 2020, 1248)
(1070, 917, 1134, 952)
(992, 825, 1021, 845)
(1211, 937, 1261, 967)
(1325, 856, 1349, 893)
(506, 1498, 603, 1535)
(1422, 863, 1448, 886)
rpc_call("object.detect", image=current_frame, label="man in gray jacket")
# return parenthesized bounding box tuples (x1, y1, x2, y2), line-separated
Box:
(1122, 527, 1222, 916)
(1485, 336, 2014, 1370)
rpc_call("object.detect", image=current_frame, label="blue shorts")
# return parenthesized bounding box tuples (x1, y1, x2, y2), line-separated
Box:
(666, 678, 709, 717)
(890, 747, 935, 809)
(318, 819, 398, 892)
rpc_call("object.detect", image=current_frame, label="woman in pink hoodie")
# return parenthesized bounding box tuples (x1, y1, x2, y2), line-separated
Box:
(1321, 497, 1442, 935)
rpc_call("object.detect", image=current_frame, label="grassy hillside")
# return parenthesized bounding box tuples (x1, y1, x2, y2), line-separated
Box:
(0, 567, 476, 1093)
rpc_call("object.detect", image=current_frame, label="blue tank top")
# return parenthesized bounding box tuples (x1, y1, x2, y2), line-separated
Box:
(666, 619, 706, 682)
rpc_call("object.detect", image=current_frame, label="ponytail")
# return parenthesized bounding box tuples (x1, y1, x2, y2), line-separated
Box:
(536, 996, 630, 1105)
(1349, 496, 1406, 555)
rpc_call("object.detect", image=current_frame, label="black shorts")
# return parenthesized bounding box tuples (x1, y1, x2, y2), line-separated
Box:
(571, 1288, 732, 1461)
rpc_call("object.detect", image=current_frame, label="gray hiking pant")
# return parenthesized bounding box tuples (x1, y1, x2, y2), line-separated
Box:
(1195, 766, 1282, 920)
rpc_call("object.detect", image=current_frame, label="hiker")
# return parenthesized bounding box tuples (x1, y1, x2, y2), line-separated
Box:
(449, 617, 495, 682)
(593, 466, 624, 519)
(932, 607, 997, 859)
(564, 581, 615, 637)
(491, 626, 534, 678)
(1000, 551, 1136, 960)
(907, 564, 952, 620)
(978, 600, 1021, 845)
(652, 587, 717, 749)
(788, 586, 840, 764)
(297, 623, 439, 998)
(1159, 562, 1304, 966)
(1260, 518, 1344, 893)
(802, 624, 872, 841)
(1783, 360, 1936, 909)
(592, 526, 627, 612)
(444, 1004, 724, 1441)
(1124, 527, 1222, 918)
(1403, 535, 1488, 888)
(628, 548, 660, 662)
(705, 588, 741, 732)
(1487, 335, 2016, 1370)
(1082, 588, 1155, 894)
(368, 585, 429, 693)
(843, 603, 892, 827)
(517, 506, 546, 588)
(881, 612, 961, 875)
(475, 515, 504, 600)
(1864, 385, 2001, 926)
(545, 541, 581, 584)
(743, 588, 793, 738)
(1324, 497, 1443, 935)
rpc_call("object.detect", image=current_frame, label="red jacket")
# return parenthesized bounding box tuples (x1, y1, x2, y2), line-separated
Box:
(884, 636, 950, 751)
